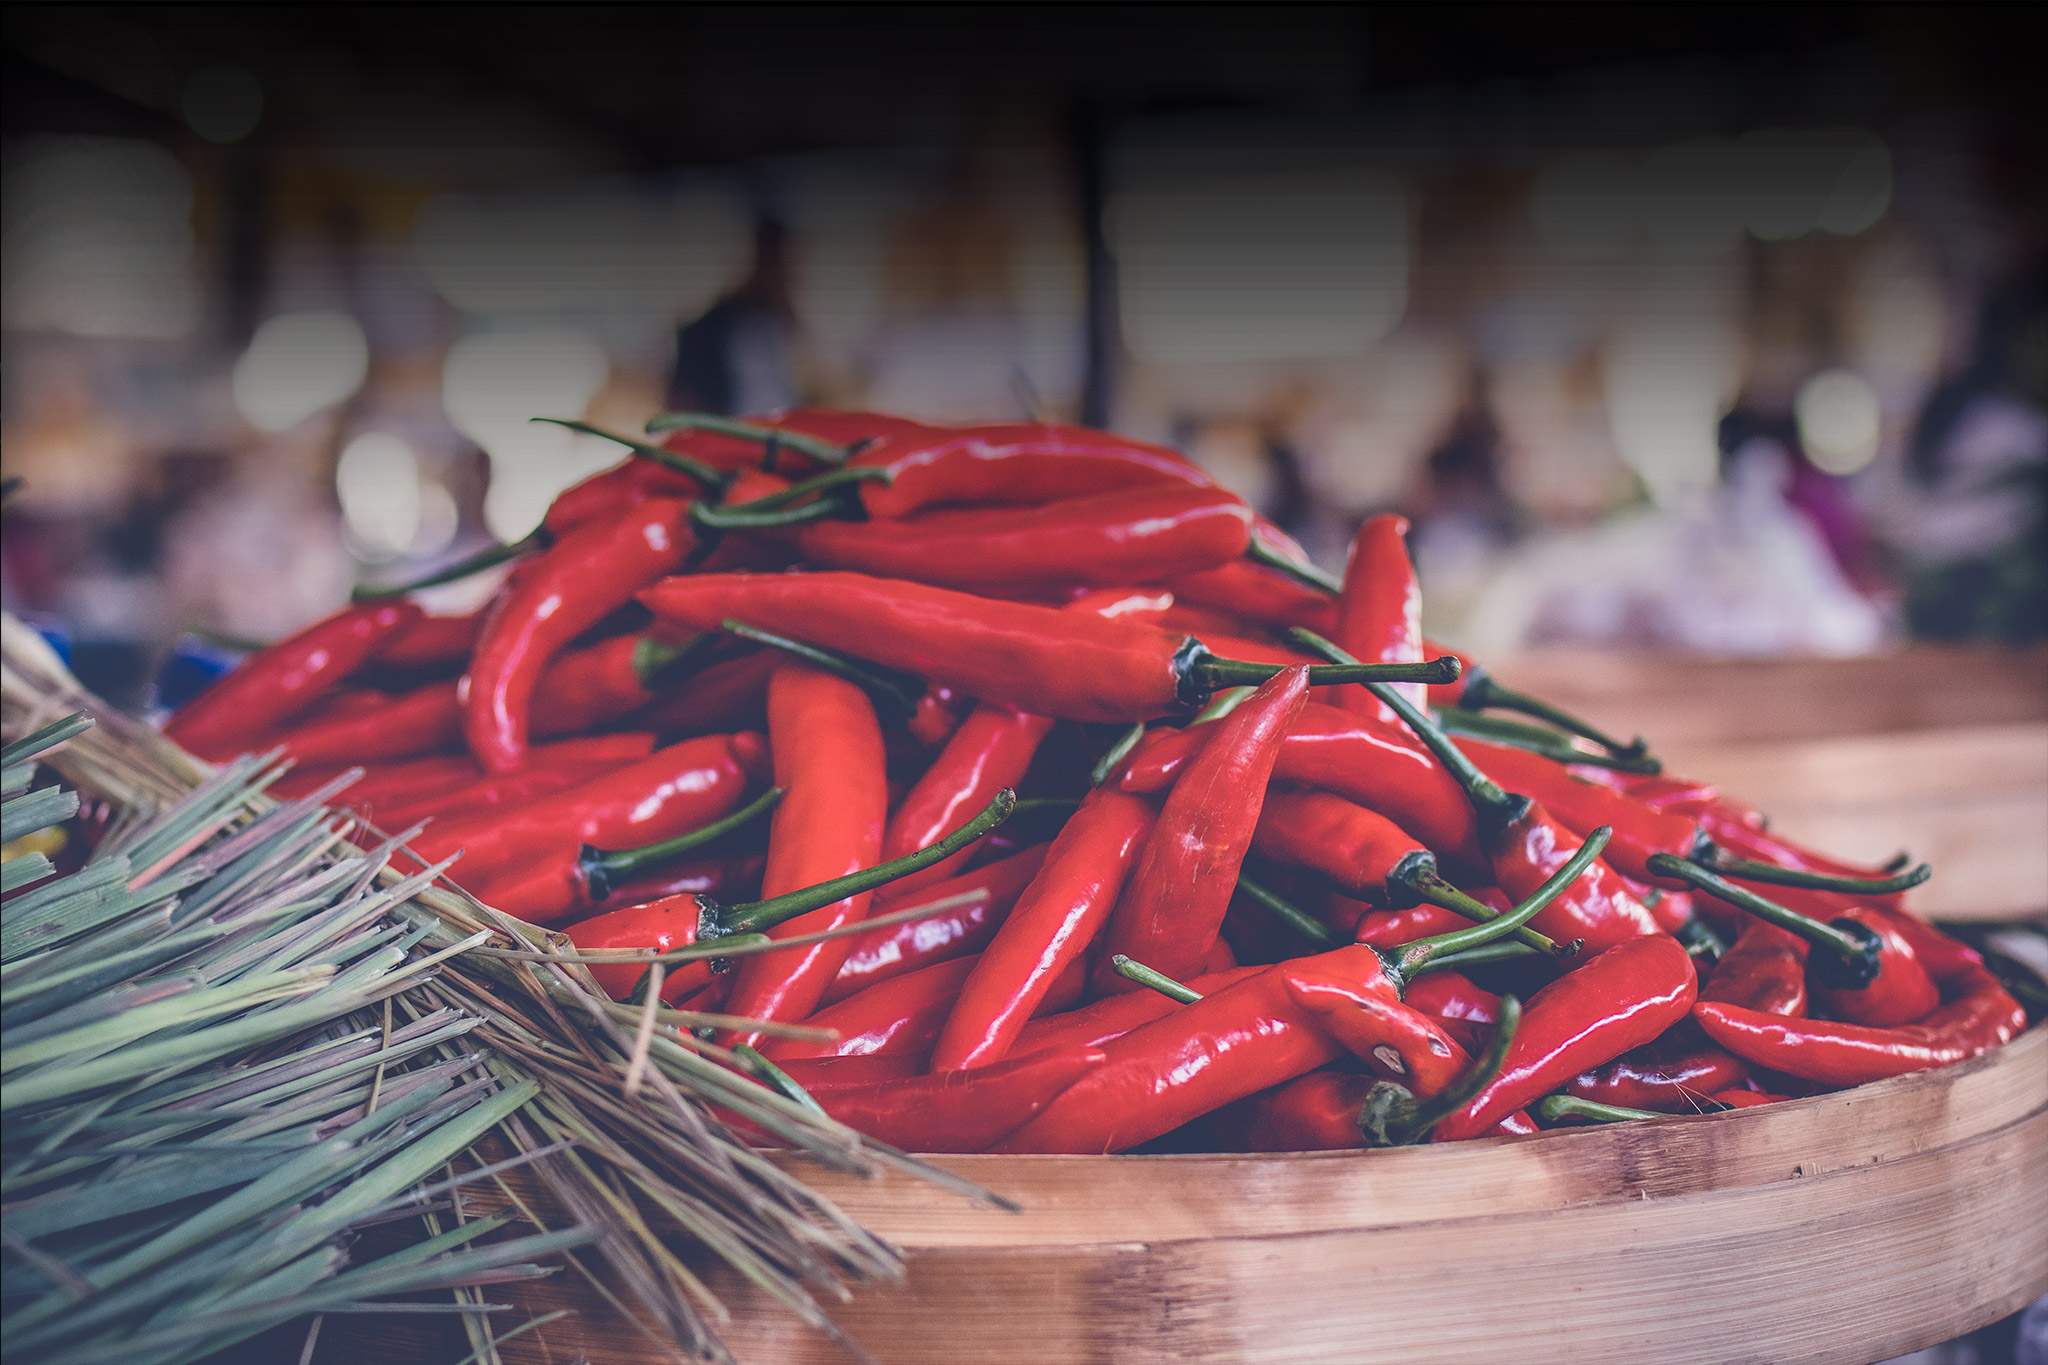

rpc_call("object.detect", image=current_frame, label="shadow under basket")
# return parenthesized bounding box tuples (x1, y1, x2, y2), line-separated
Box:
(355, 1022, 2047, 1365)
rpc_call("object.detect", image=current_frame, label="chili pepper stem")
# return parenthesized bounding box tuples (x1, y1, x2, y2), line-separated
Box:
(581, 786, 787, 901)
(530, 416, 728, 489)
(1645, 853, 1883, 988)
(351, 531, 545, 601)
(1696, 846, 1933, 896)
(733, 1042, 828, 1116)
(1110, 955, 1206, 1004)
(1457, 669, 1649, 760)
(1245, 530, 1343, 594)
(691, 495, 863, 532)
(644, 411, 850, 464)
(1288, 629, 1527, 836)
(1392, 859, 1580, 959)
(1361, 994, 1523, 1146)
(1535, 1094, 1725, 1124)
(719, 618, 924, 723)
(710, 789, 1017, 937)
(630, 633, 719, 691)
(1417, 941, 1544, 975)
(1235, 873, 1340, 948)
(721, 463, 894, 513)
(1389, 826, 1611, 985)
(1194, 653, 1460, 693)
(1090, 723, 1148, 788)
(1432, 708, 1663, 776)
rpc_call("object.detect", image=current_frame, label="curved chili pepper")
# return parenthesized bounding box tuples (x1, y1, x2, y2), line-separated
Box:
(1402, 970, 1502, 1025)
(168, 601, 421, 758)
(639, 572, 1454, 725)
(1119, 699, 1487, 875)
(566, 790, 1015, 1003)
(1161, 558, 1339, 635)
(1011, 965, 1267, 1057)
(797, 484, 1253, 596)
(932, 788, 1156, 1070)
(1648, 855, 1937, 1027)
(719, 665, 888, 1044)
(1334, 513, 1425, 722)
(1694, 961, 2024, 1086)
(404, 731, 764, 891)
(1700, 922, 1810, 1016)
(372, 609, 485, 671)
(1098, 666, 1308, 988)
(761, 954, 983, 1065)
(1252, 788, 1573, 957)
(881, 704, 1058, 899)
(1210, 1071, 1381, 1151)
(529, 631, 710, 737)
(465, 499, 696, 774)
(804, 1046, 1109, 1154)
(1431, 932, 1699, 1141)
(1565, 1022, 1750, 1113)
(1612, 771, 1722, 819)
(631, 649, 778, 739)
(823, 845, 1052, 1004)
(1297, 630, 1661, 954)
(842, 420, 1211, 518)
(1283, 968, 1471, 1096)
(905, 682, 969, 748)
(1453, 737, 1704, 884)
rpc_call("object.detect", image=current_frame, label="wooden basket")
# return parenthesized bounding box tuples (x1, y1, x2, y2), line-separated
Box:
(354, 1022, 2047, 1365)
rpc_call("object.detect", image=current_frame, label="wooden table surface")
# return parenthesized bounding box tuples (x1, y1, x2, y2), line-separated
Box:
(1492, 645, 2048, 922)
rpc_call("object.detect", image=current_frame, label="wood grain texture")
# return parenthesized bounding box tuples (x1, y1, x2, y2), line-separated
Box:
(396, 1025, 2048, 1365)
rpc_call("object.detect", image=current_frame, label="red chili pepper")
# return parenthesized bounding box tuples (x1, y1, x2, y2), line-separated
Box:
(719, 665, 888, 1043)
(767, 1053, 924, 1092)
(601, 851, 765, 912)
(273, 681, 464, 768)
(639, 572, 1448, 725)
(760, 954, 982, 1066)
(797, 484, 1253, 596)
(466, 499, 696, 774)
(904, 682, 969, 748)
(1283, 966, 1473, 1096)
(631, 649, 777, 738)
(805, 1046, 1109, 1154)
(545, 458, 706, 537)
(526, 631, 704, 737)
(1708, 1088, 1791, 1108)
(168, 601, 421, 758)
(1431, 933, 1699, 1141)
(1565, 1023, 1750, 1113)
(566, 891, 723, 1005)
(1694, 960, 2024, 1087)
(1164, 557, 1340, 636)
(1700, 922, 1810, 1016)
(1353, 904, 1484, 948)
(880, 704, 1058, 899)
(1402, 970, 1502, 1025)
(1099, 666, 1308, 988)
(1613, 771, 1722, 819)
(1423, 641, 1477, 710)
(1119, 699, 1488, 875)
(373, 610, 485, 670)
(1334, 514, 1424, 724)
(823, 845, 1052, 1004)
(1010, 965, 1266, 1057)
(1453, 737, 1703, 885)
(1865, 907, 1982, 980)
(932, 787, 1156, 1070)
(404, 731, 765, 890)
(1210, 1071, 1380, 1151)
(375, 735, 658, 829)
(844, 421, 1212, 518)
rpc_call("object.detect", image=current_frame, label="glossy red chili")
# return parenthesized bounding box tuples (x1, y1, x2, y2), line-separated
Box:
(1694, 961, 2024, 1087)
(545, 457, 705, 537)
(1334, 513, 1424, 723)
(169, 601, 421, 758)
(1700, 922, 1810, 1016)
(1100, 665, 1307, 987)
(843, 420, 1212, 518)
(798, 484, 1253, 596)
(1283, 965, 1472, 1096)
(631, 649, 777, 738)
(372, 610, 485, 670)
(465, 499, 696, 774)
(1432, 933, 1699, 1141)
(805, 1046, 1109, 1154)
(273, 680, 464, 768)
(932, 787, 1155, 1070)
(1454, 737, 1703, 885)
(759, 954, 982, 1066)
(823, 845, 1052, 1004)
(720, 665, 888, 1043)
(880, 704, 1057, 898)
(1565, 1024, 1750, 1113)
(1010, 965, 1267, 1057)
(1162, 559, 1339, 635)
(1401, 970, 1503, 1026)
(375, 735, 658, 829)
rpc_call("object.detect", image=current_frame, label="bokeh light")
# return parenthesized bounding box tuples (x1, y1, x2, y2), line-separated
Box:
(335, 432, 423, 559)
(231, 311, 370, 432)
(1796, 369, 1883, 475)
(441, 327, 611, 540)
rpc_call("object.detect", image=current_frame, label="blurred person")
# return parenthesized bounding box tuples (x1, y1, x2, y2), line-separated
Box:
(161, 453, 352, 646)
(667, 216, 799, 417)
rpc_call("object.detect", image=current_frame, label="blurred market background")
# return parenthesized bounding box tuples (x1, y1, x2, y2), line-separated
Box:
(4, 4, 2044, 714)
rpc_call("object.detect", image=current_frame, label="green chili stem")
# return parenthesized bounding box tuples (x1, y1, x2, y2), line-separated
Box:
(1090, 723, 1148, 788)
(1361, 994, 1522, 1146)
(1536, 1094, 1711, 1125)
(1391, 826, 1611, 982)
(1110, 955, 1205, 1004)
(723, 464, 893, 513)
(732, 1043, 828, 1116)
(1235, 873, 1340, 949)
(629, 633, 719, 691)
(644, 412, 849, 464)
(351, 531, 544, 601)
(1193, 686, 1256, 723)
(1432, 708, 1663, 776)
(1244, 531, 1342, 595)
(1289, 628, 1525, 832)
(712, 790, 1016, 936)
(529, 417, 727, 488)
(1195, 655, 1462, 691)
(1392, 863, 1579, 959)
(1457, 670, 1647, 759)
(581, 787, 786, 901)
(1415, 941, 1543, 975)
(718, 618, 924, 722)
(1646, 853, 1879, 981)
(691, 496, 855, 531)
(1697, 847, 1932, 897)
(1880, 850, 1914, 875)
(1009, 797, 1083, 824)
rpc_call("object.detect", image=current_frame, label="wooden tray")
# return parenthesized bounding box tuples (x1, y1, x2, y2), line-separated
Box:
(356, 1023, 2048, 1365)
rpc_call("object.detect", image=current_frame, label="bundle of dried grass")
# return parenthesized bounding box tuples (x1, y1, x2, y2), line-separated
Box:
(1, 614, 989, 1365)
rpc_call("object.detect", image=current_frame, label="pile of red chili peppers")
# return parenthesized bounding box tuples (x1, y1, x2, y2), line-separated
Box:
(169, 407, 2033, 1155)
